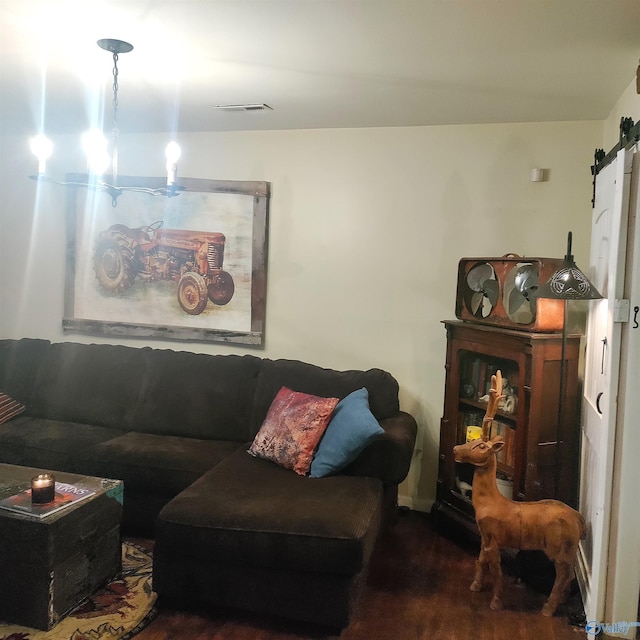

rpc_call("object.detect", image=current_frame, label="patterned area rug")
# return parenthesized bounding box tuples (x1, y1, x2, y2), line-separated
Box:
(0, 541, 157, 640)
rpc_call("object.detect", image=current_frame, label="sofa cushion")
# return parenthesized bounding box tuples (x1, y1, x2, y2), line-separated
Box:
(248, 386, 338, 475)
(0, 417, 123, 474)
(0, 392, 25, 424)
(133, 348, 261, 441)
(29, 342, 147, 430)
(310, 387, 384, 478)
(249, 359, 399, 437)
(342, 412, 418, 486)
(156, 448, 382, 576)
(80, 432, 243, 495)
(0, 338, 50, 405)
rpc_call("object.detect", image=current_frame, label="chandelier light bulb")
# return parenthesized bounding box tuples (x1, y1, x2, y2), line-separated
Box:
(165, 141, 181, 185)
(29, 135, 53, 175)
(82, 130, 110, 175)
(165, 141, 181, 163)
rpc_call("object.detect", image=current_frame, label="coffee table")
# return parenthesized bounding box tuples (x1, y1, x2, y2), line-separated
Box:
(0, 463, 123, 630)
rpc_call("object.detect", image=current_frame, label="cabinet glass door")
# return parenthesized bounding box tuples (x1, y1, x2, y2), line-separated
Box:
(453, 351, 519, 502)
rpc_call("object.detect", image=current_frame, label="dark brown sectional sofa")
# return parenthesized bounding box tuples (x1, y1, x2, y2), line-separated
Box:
(0, 338, 417, 629)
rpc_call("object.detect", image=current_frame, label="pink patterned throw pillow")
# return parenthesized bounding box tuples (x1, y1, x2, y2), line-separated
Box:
(249, 386, 339, 475)
(0, 391, 25, 424)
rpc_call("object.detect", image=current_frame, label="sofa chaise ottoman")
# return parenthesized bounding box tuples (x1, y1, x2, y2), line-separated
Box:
(154, 449, 383, 629)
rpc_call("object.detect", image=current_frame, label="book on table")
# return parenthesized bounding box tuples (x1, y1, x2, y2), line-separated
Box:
(0, 482, 96, 519)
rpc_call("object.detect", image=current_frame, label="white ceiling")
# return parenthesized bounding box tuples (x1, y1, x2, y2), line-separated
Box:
(1, 0, 640, 137)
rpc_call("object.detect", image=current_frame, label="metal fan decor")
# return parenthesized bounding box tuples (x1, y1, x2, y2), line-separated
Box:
(455, 255, 567, 331)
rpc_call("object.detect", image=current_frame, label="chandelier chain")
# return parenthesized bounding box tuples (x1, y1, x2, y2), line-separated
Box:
(112, 52, 120, 137)
(110, 51, 120, 192)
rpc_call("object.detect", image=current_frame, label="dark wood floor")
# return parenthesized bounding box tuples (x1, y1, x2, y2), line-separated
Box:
(138, 509, 588, 640)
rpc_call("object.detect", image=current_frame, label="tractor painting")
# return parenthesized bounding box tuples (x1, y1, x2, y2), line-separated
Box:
(93, 221, 234, 315)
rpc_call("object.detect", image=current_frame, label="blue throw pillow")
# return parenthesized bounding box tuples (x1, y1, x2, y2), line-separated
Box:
(309, 387, 384, 478)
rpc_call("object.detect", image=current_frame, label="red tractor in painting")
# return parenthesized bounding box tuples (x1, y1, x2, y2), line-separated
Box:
(93, 221, 234, 315)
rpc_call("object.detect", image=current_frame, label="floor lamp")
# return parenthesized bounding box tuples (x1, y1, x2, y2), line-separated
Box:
(535, 231, 602, 503)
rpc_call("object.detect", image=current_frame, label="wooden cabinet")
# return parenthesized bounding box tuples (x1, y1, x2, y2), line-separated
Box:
(433, 320, 581, 534)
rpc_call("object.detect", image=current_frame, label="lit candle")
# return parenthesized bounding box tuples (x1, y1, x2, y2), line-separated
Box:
(82, 130, 110, 175)
(165, 141, 181, 186)
(31, 473, 56, 504)
(29, 135, 53, 176)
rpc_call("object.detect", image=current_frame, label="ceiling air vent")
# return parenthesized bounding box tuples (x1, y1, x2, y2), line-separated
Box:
(214, 103, 273, 112)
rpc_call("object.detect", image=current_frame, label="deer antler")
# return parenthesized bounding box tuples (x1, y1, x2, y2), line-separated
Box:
(482, 370, 504, 441)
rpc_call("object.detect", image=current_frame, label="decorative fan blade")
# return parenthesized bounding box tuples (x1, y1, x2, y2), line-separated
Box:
(508, 287, 527, 315)
(483, 278, 499, 306)
(506, 264, 539, 322)
(471, 291, 484, 316)
(467, 263, 494, 292)
(514, 266, 538, 298)
(465, 262, 498, 318)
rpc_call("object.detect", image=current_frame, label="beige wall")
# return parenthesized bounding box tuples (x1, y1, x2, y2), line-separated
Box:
(603, 77, 640, 150)
(0, 120, 601, 510)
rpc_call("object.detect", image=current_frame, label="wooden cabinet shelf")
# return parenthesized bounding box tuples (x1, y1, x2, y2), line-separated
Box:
(458, 398, 517, 422)
(433, 320, 581, 535)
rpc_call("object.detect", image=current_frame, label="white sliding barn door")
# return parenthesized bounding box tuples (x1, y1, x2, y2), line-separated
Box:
(604, 148, 640, 636)
(578, 148, 632, 637)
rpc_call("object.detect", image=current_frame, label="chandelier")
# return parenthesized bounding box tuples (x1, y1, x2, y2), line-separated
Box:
(29, 39, 184, 206)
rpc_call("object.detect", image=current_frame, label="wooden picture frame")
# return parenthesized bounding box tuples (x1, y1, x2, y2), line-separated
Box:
(63, 175, 269, 346)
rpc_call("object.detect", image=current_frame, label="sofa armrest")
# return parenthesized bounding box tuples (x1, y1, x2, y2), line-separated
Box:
(341, 411, 417, 486)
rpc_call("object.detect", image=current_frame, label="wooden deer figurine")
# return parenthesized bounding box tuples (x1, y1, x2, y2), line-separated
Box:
(453, 370, 586, 616)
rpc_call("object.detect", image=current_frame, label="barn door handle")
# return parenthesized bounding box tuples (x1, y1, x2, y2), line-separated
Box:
(596, 392, 604, 414)
(633, 305, 639, 329)
(601, 337, 607, 374)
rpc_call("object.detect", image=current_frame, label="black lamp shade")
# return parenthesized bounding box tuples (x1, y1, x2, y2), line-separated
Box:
(534, 231, 603, 301)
